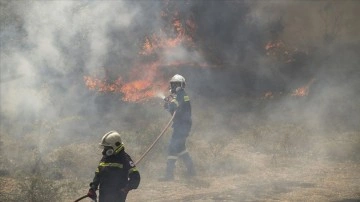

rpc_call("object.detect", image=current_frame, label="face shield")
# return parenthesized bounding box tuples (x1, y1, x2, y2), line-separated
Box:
(170, 82, 181, 93)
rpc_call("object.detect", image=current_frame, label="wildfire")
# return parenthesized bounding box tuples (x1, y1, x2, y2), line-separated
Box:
(84, 75, 168, 103)
(84, 3, 200, 103)
(120, 80, 154, 102)
(265, 40, 284, 52)
(265, 39, 296, 63)
(291, 78, 315, 97)
(261, 78, 315, 99)
(139, 8, 196, 56)
(262, 91, 274, 99)
(84, 61, 169, 103)
(84, 76, 122, 93)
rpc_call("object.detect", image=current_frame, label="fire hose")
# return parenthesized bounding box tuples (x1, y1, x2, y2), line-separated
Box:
(73, 111, 176, 202)
(135, 110, 176, 165)
(74, 195, 92, 202)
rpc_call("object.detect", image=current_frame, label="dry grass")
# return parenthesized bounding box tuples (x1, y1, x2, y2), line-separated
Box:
(1, 96, 360, 201)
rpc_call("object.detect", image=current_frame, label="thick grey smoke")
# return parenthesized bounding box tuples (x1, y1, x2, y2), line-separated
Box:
(1, 0, 359, 172)
(0, 1, 165, 150)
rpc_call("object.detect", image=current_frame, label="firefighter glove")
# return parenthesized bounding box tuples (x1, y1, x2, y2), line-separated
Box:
(87, 188, 97, 200)
(164, 94, 175, 102)
(164, 94, 176, 110)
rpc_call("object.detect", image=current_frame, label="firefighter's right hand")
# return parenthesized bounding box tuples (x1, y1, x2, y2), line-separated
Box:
(163, 94, 174, 110)
(87, 188, 97, 200)
(164, 94, 175, 103)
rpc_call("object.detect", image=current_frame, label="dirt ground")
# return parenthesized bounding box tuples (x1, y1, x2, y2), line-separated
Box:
(64, 136, 360, 202)
(2, 133, 359, 202)
(127, 159, 360, 202)
(3, 152, 359, 202)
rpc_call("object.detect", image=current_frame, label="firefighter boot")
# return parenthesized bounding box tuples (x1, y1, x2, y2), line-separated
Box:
(180, 152, 196, 178)
(159, 159, 176, 181)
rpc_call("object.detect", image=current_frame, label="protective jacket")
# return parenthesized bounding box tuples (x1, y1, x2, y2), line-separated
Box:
(162, 88, 195, 180)
(168, 89, 192, 131)
(90, 149, 140, 202)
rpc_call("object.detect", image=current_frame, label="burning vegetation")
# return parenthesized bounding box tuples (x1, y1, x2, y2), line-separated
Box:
(84, 62, 168, 102)
(84, 1, 198, 102)
(1, 1, 360, 201)
(265, 39, 301, 64)
(83, 0, 337, 103)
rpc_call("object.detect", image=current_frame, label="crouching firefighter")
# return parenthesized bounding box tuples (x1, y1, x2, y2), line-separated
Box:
(87, 131, 140, 202)
(160, 74, 196, 181)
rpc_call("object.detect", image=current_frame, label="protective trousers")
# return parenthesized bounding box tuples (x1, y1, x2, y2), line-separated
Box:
(165, 151, 195, 179)
(165, 125, 195, 179)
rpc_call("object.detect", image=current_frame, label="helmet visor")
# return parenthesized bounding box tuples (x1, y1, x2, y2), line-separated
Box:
(170, 82, 181, 90)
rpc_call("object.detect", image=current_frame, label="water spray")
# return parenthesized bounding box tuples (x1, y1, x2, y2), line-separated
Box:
(155, 91, 166, 100)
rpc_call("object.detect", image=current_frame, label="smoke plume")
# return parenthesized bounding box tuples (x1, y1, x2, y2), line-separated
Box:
(1, 0, 359, 168)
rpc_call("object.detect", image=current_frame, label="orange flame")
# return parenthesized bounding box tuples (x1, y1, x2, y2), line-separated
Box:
(84, 75, 167, 103)
(84, 76, 123, 93)
(265, 40, 284, 52)
(139, 14, 196, 56)
(291, 87, 308, 96)
(265, 40, 296, 63)
(261, 79, 315, 99)
(120, 80, 154, 102)
(84, 62, 168, 102)
(85, 5, 198, 103)
(262, 91, 274, 99)
(291, 78, 315, 97)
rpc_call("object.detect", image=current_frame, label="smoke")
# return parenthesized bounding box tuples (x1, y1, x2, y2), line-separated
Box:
(1, 0, 359, 185)
(0, 1, 163, 147)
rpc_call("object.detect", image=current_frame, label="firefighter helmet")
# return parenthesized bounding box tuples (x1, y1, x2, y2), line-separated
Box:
(170, 74, 186, 93)
(99, 131, 124, 156)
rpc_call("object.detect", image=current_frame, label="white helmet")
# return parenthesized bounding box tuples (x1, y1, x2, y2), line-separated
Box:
(99, 131, 124, 156)
(170, 74, 186, 93)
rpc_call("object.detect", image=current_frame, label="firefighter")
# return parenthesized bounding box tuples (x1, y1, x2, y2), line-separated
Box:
(161, 74, 196, 181)
(87, 131, 140, 202)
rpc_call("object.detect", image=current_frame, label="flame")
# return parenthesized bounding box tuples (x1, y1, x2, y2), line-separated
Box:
(291, 78, 315, 97)
(291, 87, 308, 97)
(265, 40, 284, 52)
(84, 76, 122, 93)
(84, 62, 168, 102)
(261, 79, 315, 99)
(121, 80, 154, 102)
(262, 91, 274, 99)
(265, 40, 296, 63)
(85, 3, 198, 103)
(122, 62, 168, 102)
(139, 10, 196, 56)
(84, 75, 167, 102)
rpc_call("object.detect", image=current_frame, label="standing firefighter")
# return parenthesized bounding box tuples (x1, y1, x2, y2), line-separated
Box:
(161, 74, 196, 181)
(87, 131, 140, 202)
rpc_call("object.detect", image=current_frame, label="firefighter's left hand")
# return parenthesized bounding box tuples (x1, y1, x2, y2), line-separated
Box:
(87, 188, 97, 200)
(120, 187, 130, 194)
